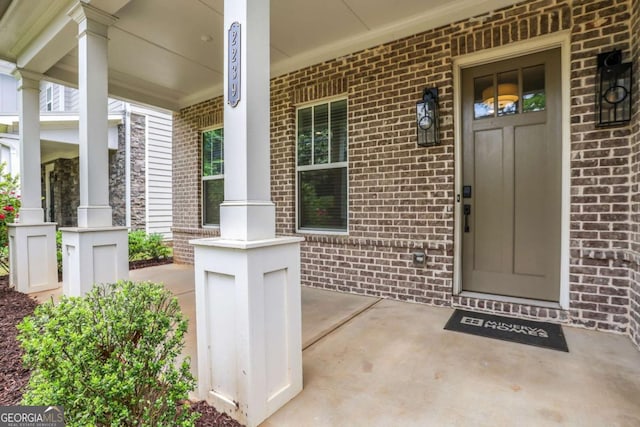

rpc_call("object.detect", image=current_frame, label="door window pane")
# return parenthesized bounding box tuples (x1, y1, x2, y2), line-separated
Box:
(474, 75, 494, 119)
(496, 70, 519, 116)
(522, 64, 546, 113)
(299, 168, 347, 230)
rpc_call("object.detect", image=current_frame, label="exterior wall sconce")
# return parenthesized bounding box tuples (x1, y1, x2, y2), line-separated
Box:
(596, 50, 632, 127)
(416, 87, 439, 147)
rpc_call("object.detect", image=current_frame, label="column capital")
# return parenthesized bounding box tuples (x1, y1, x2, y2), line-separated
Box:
(12, 68, 43, 90)
(68, 2, 117, 32)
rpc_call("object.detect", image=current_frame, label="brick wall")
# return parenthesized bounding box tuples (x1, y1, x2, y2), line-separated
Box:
(172, 0, 636, 336)
(629, 0, 640, 349)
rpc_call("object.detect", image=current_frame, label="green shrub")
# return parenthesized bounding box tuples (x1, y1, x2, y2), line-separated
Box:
(0, 162, 20, 273)
(18, 281, 198, 427)
(128, 229, 148, 261)
(55, 230, 62, 274)
(145, 233, 171, 260)
(128, 230, 171, 262)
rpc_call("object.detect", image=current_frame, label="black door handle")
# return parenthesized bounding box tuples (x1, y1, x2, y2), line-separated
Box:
(464, 204, 471, 233)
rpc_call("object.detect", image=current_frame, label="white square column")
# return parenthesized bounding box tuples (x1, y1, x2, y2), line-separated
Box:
(8, 224, 58, 294)
(191, 237, 303, 427)
(8, 70, 58, 294)
(61, 227, 128, 296)
(191, 0, 303, 425)
(62, 2, 127, 296)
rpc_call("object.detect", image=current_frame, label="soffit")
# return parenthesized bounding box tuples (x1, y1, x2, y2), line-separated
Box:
(1, 0, 523, 111)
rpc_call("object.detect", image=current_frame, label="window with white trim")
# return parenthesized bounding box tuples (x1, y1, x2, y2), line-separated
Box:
(45, 85, 53, 112)
(202, 128, 224, 226)
(296, 99, 348, 232)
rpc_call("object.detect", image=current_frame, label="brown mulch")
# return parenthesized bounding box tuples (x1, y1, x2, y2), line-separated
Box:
(0, 275, 36, 405)
(0, 272, 244, 427)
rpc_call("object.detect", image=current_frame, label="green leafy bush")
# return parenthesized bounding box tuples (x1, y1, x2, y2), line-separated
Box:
(0, 162, 20, 272)
(18, 281, 198, 427)
(128, 230, 171, 262)
(55, 230, 62, 274)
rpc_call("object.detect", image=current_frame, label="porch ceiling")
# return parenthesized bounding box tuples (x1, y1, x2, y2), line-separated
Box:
(0, 0, 522, 111)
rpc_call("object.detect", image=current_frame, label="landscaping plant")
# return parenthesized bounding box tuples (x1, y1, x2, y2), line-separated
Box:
(17, 280, 199, 426)
(128, 229, 172, 261)
(0, 162, 20, 273)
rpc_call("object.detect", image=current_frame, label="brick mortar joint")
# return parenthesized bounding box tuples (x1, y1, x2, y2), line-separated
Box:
(577, 248, 636, 265)
(277, 233, 450, 252)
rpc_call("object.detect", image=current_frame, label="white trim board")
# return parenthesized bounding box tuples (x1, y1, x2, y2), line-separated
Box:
(451, 32, 571, 310)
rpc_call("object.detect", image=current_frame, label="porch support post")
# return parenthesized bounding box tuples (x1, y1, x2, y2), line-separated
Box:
(60, 2, 128, 296)
(190, 0, 302, 425)
(7, 70, 58, 293)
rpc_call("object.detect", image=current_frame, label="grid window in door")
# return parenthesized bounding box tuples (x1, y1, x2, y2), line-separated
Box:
(202, 128, 224, 226)
(297, 99, 348, 232)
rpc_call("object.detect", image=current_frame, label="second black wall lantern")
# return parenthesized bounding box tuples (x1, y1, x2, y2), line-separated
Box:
(416, 87, 439, 147)
(596, 50, 632, 127)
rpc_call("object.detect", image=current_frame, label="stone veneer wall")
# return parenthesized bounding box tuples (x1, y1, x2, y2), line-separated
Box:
(110, 112, 147, 229)
(44, 112, 147, 229)
(629, 0, 640, 349)
(46, 157, 79, 227)
(172, 0, 637, 337)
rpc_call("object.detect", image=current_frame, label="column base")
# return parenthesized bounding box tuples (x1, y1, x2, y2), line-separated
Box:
(8, 223, 59, 294)
(60, 227, 128, 296)
(18, 208, 45, 224)
(190, 236, 304, 427)
(219, 201, 275, 241)
(77, 205, 113, 228)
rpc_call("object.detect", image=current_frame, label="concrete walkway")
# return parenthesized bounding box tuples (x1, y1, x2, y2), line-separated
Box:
(33, 264, 640, 426)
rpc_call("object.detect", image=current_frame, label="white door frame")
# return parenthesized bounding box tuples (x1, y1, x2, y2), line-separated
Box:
(452, 31, 571, 309)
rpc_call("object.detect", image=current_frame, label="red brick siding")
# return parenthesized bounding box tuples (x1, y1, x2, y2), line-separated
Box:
(172, 0, 637, 338)
(172, 100, 224, 263)
(629, 0, 640, 349)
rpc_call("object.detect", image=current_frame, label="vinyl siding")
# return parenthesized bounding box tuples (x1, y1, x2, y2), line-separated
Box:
(132, 105, 173, 239)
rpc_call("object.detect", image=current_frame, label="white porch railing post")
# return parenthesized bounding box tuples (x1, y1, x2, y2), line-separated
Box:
(7, 70, 58, 294)
(60, 2, 128, 296)
(191, 0, 303, 425)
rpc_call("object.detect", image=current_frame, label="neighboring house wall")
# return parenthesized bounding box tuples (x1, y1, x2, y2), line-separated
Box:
(629, 0, 640, 349)
(135, 105, 173, 238)
(0, 74, 17, 113)
(0, 77, 173, 238)
(173, 0, 639, 344)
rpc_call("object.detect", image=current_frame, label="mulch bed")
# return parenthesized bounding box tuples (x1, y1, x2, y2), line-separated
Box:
(0, 270, 243, 427)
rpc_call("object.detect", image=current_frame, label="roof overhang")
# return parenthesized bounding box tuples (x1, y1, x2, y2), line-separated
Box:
(0, 0, 523, 111)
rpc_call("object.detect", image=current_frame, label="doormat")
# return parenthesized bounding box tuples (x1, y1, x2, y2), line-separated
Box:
(444, 309, 568, 352)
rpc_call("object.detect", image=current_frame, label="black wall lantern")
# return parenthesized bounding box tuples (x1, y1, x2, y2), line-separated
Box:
(416, 87, 439, 146)
(596, 50, 632, 127)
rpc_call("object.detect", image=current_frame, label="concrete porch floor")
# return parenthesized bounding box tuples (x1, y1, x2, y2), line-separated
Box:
(34, 264, 640, 426)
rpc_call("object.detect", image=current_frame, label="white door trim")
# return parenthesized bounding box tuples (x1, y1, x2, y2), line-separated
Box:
(452, 31, 571, 309)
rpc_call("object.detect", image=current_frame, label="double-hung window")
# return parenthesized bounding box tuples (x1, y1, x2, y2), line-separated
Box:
(202, 128, 224, 226)
(296, 99, 348, 232)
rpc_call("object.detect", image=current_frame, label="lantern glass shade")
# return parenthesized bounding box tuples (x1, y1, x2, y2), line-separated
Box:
(596, 50, 632, 127)
(416, 87, 439, 147)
